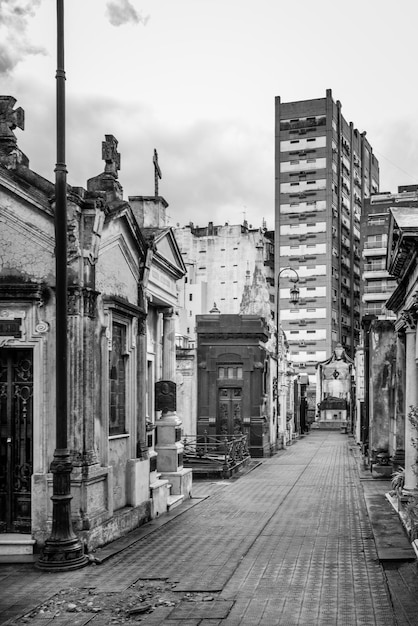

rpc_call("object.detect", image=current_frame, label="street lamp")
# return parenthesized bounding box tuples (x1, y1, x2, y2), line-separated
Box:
(276, 267, 300, 447)
(37, 0, 87, 571)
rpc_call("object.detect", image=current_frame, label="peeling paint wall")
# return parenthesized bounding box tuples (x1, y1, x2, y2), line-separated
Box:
(370, 320, 396, 455)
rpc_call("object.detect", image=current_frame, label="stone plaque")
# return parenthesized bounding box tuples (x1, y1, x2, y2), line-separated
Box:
(0, 318, 21, 337)
(155, 380, 176, 413)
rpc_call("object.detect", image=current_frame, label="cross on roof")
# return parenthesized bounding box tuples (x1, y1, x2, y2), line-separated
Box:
(0, 96, 24, 140)
(102, 134, 120, 178)
(153, 148, 162, 196)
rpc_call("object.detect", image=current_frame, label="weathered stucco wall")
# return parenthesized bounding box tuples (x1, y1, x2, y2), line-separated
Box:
(370, 320, 396, 454)
(0, 198, 54, 282)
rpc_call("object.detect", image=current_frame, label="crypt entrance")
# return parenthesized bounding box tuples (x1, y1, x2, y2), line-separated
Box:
(218, 387, 243, 435)
(0, 347, 33, 534)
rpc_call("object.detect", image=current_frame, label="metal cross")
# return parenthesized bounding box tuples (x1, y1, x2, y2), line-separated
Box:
(153, 148, 162, 196)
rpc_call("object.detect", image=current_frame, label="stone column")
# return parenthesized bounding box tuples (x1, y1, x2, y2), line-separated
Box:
(162, 308, 176, 381)
(392, 330, 406, 470)
(154, 308, 192, 499)
(136, 315, 148, 458)
(67, 286, 99, 467)
(404, 321, 418, 490)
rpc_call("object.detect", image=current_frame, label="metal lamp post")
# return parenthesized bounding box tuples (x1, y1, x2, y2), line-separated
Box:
(276, 267, 300, 447)
(37, 0, 88, 571)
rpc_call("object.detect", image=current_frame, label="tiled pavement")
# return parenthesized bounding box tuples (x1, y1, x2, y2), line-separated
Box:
(1, 432, 417, 625)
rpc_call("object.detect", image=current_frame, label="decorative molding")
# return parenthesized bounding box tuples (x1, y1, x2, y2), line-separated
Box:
(83, 289, 98, 318)
(35, 321, 49, 334)
(67, 286, 82, 315)
(401, 309, 418, 331)
(67, 287, 98, 318)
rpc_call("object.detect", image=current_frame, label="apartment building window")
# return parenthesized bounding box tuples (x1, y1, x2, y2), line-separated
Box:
(365, 259, 386, 271)
(189, 294, 193, 301)
(364, 234, 387, 249)
(368, 217, 386, 226)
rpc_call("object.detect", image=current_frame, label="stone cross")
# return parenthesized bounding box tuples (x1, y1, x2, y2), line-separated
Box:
(0, 96, 24, 141)
(153, 148, 161, 196)
(102, 134, 120, 178)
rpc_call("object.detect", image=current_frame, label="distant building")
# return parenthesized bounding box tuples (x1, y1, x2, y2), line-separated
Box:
(361, 185, 418, 319)
(275, 89, 379, 396)
(195, 313, 275, 457)
(173, 221, 274, 344)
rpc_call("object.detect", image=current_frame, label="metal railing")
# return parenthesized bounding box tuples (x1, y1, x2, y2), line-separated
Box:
(182, 432, 250, 476)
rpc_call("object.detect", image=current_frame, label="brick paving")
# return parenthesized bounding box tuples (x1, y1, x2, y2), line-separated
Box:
(1, 431, 416, 625)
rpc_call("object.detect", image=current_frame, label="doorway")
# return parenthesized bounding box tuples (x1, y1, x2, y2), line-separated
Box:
(217, 388, 243, 435)
(0, 348, 33, 533)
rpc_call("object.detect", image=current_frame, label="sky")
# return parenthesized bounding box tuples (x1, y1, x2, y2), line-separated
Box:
(2, 0, 418, 232)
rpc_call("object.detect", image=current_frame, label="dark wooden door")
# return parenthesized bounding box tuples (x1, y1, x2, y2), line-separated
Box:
(218, 388, 243, 435)
(0, 348, 33, 533)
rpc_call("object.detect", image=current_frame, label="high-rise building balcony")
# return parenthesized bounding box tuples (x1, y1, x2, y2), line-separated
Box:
(364, 283, 396, 294)
(364, 260, 386, 271)
(363, 269, 390, 280)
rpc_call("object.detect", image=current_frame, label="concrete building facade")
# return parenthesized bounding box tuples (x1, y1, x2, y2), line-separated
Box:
(275, 89, 379, 398)
(361, 186, 418, 319)
(173, 221, 274, 344)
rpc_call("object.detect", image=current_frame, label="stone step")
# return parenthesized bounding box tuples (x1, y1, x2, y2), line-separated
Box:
(0, 534, 36, 562)
(167, 494, 184, 511)
(365, 494, 416, 562)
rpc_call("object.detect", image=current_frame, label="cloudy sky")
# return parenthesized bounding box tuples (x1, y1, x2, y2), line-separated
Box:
(2, 0, 418, 231)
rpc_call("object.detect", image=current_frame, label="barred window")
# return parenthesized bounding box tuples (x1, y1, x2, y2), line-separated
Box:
(109, 322, 127, 435)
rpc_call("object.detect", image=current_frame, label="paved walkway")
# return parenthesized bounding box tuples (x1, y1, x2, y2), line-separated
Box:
(1, 432, 417, 625)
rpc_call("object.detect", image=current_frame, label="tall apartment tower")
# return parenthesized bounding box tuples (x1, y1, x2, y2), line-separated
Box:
(275, 89, 379, 384)
(361, 185, 418, 318)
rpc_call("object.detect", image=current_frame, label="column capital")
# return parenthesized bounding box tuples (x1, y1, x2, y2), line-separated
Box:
(401, 308, 418, 332)
(161, 306, 175, 319)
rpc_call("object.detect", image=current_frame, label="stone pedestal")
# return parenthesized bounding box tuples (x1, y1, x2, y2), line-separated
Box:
(155, 411, 192, 500)
(160, 467, 192, 498)
(155, 412, 183, 472)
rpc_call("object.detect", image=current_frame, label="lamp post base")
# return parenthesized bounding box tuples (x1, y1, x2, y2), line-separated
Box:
(37, 537, 88, 571)
(36, 450, 89, 572)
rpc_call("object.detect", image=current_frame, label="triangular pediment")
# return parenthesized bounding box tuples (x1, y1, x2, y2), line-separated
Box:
(145, 227, 186, 279)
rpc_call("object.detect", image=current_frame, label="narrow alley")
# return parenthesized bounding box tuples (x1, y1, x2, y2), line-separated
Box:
(1, 432, 418, 625)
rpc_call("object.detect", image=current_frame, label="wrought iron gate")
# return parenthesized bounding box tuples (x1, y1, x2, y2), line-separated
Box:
(0, 348, 33, 533)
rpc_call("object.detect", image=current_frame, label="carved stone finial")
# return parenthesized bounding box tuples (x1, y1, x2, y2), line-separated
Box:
(102, 134, 120, 178)
(0, 96, 24, 141)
